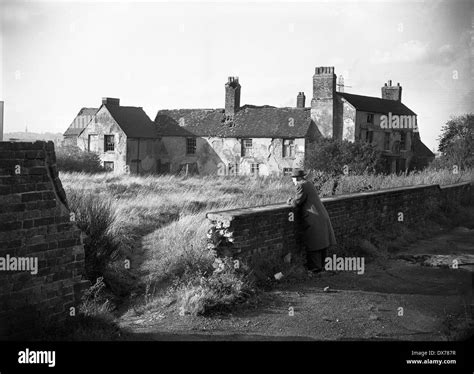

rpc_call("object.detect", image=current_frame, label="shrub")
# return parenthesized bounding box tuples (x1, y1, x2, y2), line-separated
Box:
(176, 258, 254, 315)
(56, 146, 104, 173)
(305, 138, 384, 175)
(66, 189, 120, 281)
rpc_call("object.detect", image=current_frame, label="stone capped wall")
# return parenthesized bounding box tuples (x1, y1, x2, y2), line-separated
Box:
(0, 141, 88, 339)
(207, 182, 473, 261)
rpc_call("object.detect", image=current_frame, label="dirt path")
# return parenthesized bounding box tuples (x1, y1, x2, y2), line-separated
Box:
(118, 225, 474, 341)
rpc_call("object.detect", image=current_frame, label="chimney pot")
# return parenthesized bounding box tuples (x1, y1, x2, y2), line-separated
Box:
(102, 97, 120, 106)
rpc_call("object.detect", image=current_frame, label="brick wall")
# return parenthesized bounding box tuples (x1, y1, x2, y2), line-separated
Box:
(207, 181, 473, 262)
(0, 141, 88, 340)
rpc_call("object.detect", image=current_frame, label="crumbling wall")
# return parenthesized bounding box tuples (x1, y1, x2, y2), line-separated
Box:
(0, 141, 88, 340)
(207, 182, 473, 262)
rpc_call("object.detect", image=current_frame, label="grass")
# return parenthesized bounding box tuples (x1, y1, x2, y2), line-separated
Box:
(59, 168, 474, 318)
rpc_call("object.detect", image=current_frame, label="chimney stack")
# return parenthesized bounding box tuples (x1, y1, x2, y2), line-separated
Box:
(297, 92, 306, 108)
(225, 77, 241, 116)
(381, 81, 402, 101)
(102, 97, 120, 106)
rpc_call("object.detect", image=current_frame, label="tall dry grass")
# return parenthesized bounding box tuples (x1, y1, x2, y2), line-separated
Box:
(60, 168, 474, 313)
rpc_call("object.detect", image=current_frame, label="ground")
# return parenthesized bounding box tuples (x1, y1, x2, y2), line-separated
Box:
(116, 220, 474, 341)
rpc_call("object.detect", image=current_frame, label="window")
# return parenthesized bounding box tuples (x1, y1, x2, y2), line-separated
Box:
(384, 132, 390, 150)
(400, 132, 406, 150)
(104, 162, 114, 171)
(367, 113, 374, 123)
(282, 139, 295, 158)
(88, 134, 98, 152)
(250, 163, 259, 176)
(365, 130, 373, 143)
(104, 135, 115, 152)
(283, 168, 293, 176)
(228, 163, 239, 176)
(186, 138, 196, 154)
(241, 139, 253, 157)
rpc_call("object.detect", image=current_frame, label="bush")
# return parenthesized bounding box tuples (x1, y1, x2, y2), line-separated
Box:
(66, 189, 120, 281)
(175, 258, 254, 315)
(56, 146, 104, 173)
(305, 138, 384, 175)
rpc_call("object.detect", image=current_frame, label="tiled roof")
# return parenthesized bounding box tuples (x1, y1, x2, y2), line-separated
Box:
(154, 105, 313, 138)
(63, 108, 98, 137)
(105, 104, 157, 138)
(412, 136, 435, 158)
(338, 93, 416, 116)
(78, 108, 98, 117)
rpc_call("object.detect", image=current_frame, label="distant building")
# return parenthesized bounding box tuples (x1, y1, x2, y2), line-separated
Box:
(67, 66, 434, 175)
(63, 107, 98, 146)
(76, 98, 160, 173)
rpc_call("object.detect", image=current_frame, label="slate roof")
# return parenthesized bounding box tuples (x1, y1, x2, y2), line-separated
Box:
(63, 107, 98, 136)
(412, 136, 435, 158)
(338, 92, 416, 116)
(154, 105, 313, 138)
(105, 104, 157, 138)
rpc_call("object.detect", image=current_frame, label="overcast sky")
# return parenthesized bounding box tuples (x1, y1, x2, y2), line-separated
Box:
(1, 0, 472, 150)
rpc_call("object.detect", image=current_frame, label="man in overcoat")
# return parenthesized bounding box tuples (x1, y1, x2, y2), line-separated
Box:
(287, 169, 337, 272)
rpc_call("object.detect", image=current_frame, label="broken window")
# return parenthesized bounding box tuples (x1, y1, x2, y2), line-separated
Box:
(365, 130, 373, 143)
(384, 132, 390, 150)
(282, 139, 295, 158)
(103, 161, 114, 171)
(283, 168, 293, 176)
(250, 163, 259, 176)
(104, 135, 115, 152)
(186, 138, 196, 155)
(242, 139, 253, 156)
(400, 132, 406, 150)
(228, 163, 239, 176)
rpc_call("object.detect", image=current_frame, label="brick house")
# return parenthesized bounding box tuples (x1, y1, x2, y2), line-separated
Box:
(63, 107, 98, 147)
(76, 98, 162, 173)
(154, 80, 320, 176)
(66, 66, 434, 175)
(309, 67, 434, 173)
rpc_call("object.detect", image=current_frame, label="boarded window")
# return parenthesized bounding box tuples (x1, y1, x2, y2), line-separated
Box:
(104, 135, 115, 151)
(186, 138, 196, 154)
(242, 139, 252, 156)
(104, 161, 114, 171)
(282, 139, 295, 158)
(88, 134, 98, 152)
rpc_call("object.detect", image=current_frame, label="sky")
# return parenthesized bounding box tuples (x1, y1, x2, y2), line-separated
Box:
(1, 0, 473, 151)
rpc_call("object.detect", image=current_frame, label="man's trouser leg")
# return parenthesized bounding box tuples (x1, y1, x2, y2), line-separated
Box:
(307, 248, 328, 272)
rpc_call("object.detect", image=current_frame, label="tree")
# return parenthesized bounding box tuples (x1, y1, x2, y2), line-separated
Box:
(437, 114, 474, 169)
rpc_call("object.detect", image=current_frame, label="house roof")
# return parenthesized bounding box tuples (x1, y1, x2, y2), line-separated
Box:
(154, 105, 313, 138)
(105, 104, 157, 138)
(338, 92, 416, 116)
(412, 136, 435, 158)
(63, 107, 98, 137)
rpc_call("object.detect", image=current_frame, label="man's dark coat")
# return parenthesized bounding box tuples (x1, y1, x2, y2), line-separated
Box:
(289, 180, 337, 251)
